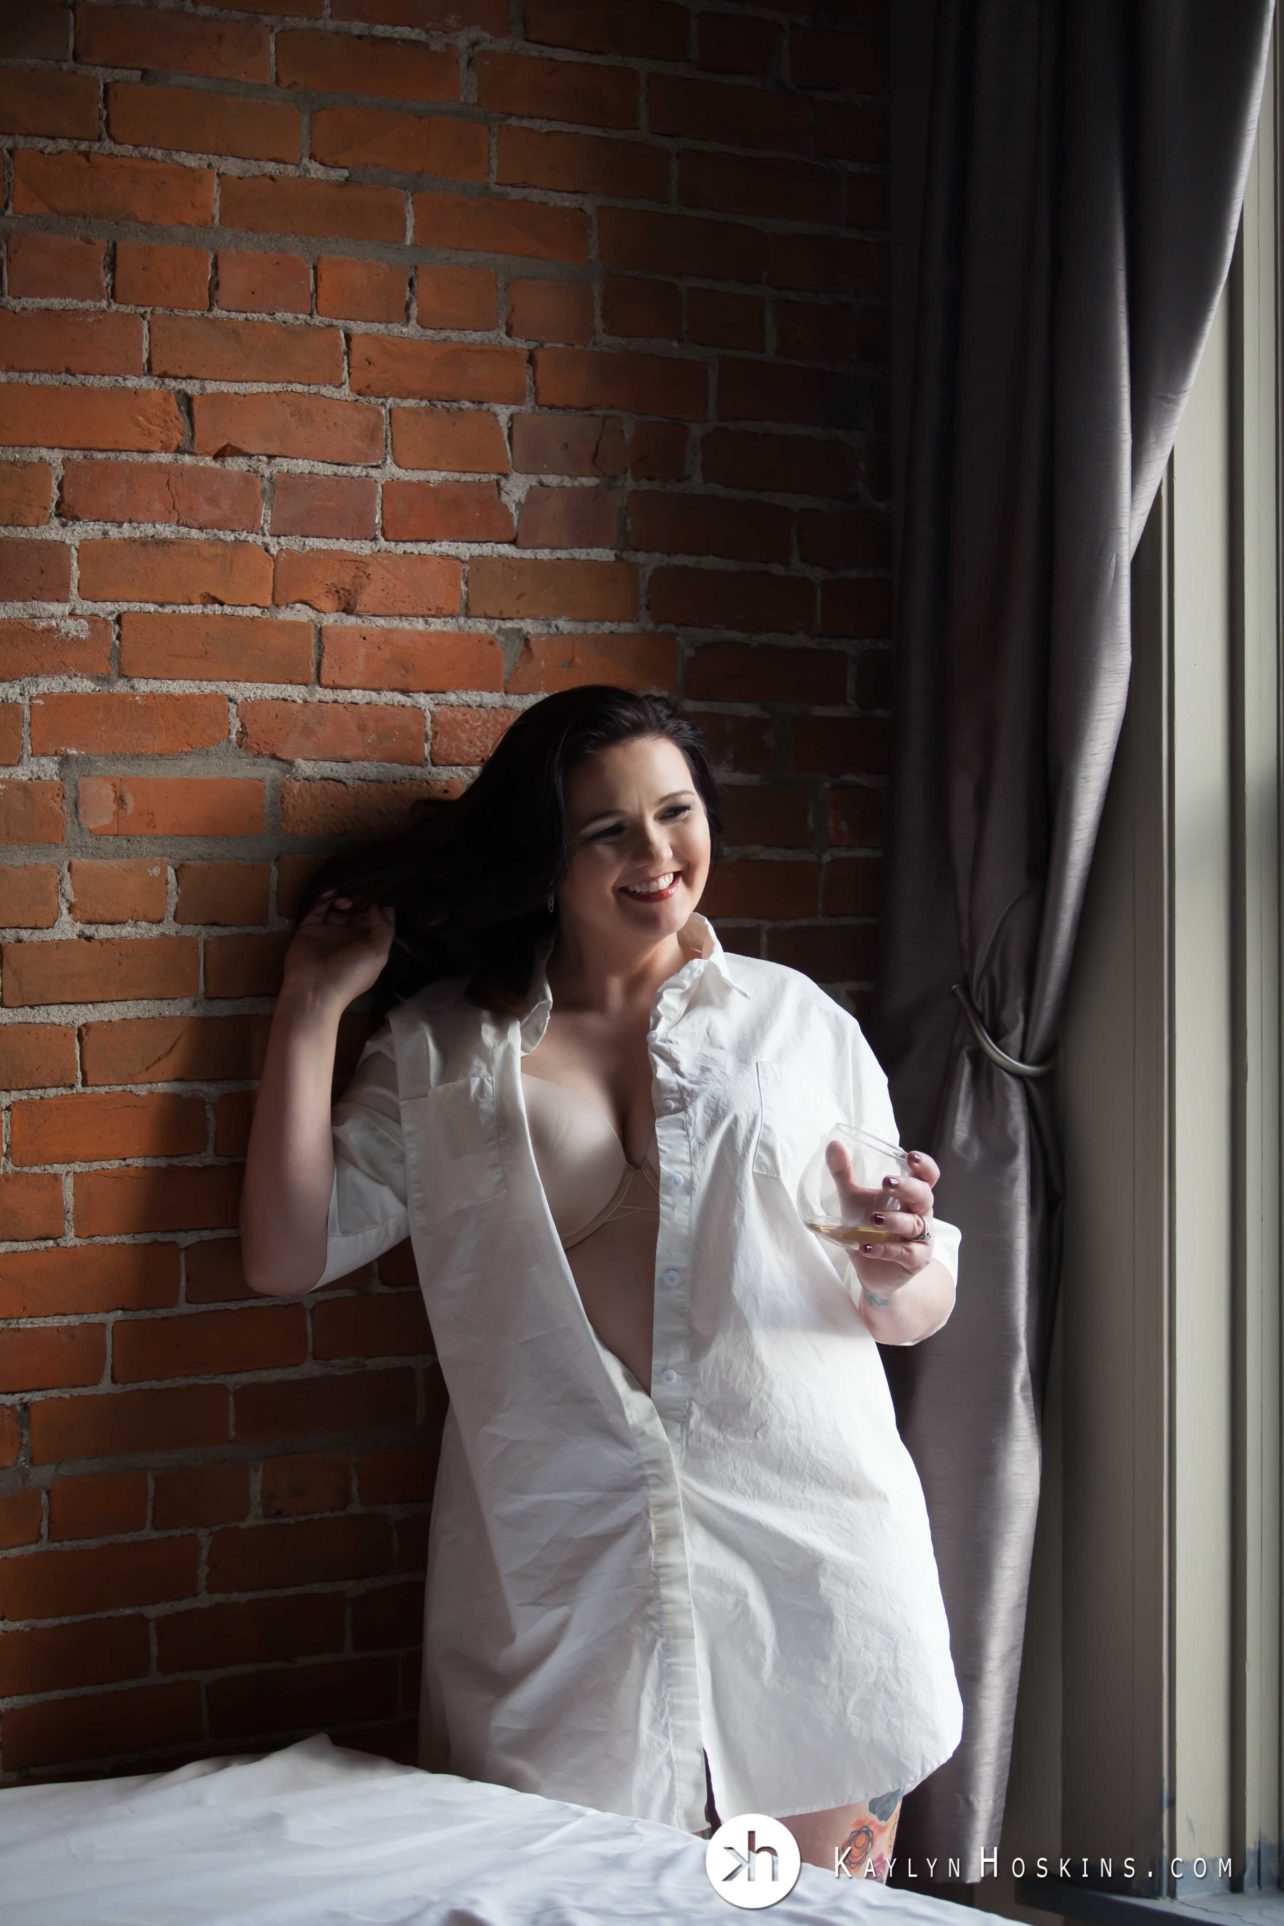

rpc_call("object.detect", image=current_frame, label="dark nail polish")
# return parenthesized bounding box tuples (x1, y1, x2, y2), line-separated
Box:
(871, 1212, 886, 1225)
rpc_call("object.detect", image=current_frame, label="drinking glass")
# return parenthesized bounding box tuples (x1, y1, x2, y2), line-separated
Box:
(795, 1123, 912, 1255)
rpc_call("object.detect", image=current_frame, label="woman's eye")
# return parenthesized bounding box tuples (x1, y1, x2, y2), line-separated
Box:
(591, 805, 691, 841)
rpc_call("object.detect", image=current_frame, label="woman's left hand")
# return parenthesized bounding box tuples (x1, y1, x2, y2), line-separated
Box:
(827, 1144, 940, 1295)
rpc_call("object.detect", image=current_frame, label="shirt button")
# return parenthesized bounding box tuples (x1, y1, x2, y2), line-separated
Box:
(661, 1268, 680, 1286)
(665, 1172, 684, 1191)
(660, 1368, 678, 1385)
(663, 1096, 680, 1112)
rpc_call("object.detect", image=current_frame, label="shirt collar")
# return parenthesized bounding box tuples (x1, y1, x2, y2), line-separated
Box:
(518, 909, 749, 1049)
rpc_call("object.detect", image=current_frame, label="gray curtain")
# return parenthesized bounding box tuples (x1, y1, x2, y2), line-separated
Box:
(871, 0, 1274, 1885)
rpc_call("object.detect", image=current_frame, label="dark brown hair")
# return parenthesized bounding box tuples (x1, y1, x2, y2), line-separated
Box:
(302, 685, 724, 1015)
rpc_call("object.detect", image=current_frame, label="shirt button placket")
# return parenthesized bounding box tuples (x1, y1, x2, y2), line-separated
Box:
(649, 1003, 691, 1421)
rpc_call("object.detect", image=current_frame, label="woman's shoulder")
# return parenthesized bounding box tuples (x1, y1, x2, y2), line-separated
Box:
(728, 951, 869, 1037)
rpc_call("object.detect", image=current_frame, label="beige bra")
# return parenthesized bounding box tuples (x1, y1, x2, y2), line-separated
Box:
(520, 1067, 662, 1249)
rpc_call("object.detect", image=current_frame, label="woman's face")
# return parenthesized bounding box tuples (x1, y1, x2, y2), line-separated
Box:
(557, 735, 712, 951)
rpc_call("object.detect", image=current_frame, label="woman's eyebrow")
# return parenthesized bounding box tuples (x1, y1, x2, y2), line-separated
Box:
(576, 788, 697, 831)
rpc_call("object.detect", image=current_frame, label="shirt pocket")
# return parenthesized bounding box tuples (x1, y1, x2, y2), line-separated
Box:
(401, 1074, 504, 1225)
(752, 1057, 830, 1200)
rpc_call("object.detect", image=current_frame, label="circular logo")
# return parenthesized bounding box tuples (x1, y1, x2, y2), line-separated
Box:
(704, 1811, 802, 1910)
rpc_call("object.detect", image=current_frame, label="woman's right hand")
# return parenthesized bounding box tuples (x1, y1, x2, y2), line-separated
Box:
(280, 889, 396, 1013)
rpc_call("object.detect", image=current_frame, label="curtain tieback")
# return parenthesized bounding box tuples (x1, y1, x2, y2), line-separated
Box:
(949, 982, 1056, 1080)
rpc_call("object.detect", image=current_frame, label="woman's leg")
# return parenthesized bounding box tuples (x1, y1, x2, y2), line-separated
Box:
(776, 1787, 904, 1878)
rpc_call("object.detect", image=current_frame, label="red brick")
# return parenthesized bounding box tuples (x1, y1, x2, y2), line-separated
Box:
(598, 206, 765, 284)
(469, 556, 636, 621)
(331, 0, 503, 23)
(9, 1092, 205, 1166)
(6, 233, 104, 302)
(271, 474, 376, 540)
(773, 298, 854, 362)
(79, 1013, 268, 1086)
(280, 776, 448, 839)
(192, 392, 382, 464)
(313, 1294, 429, 1361)
(413, 191, 589, 263)
(718, 355, 863, 429)
(602, 275, 682, 341)
(0, 780, 65, 845)
(350, 336, 525, 404)
(790, 23, 886, 91)
(719, 782, 813, 848)
(687, 287, 765, 351)
(204, 931, 291, 997)
(508, 278, 593, 345)
(316, 256, 408, 325)
(523, 0, 687, 60)
(703, 857, 820, 919)
(320, 626, 501, 693)
(3, 935, 199, 1007)
(814, 97, 887, 164)
(150, 313, 342, 386)
(0, 1326, 106, 1394)
(2, 1674, 201, 1768)
(0, 1488, 43, 1549)
(114, 241, 210, 311)
(0, 617, 111, 678)
(79, 776, 265, 838)
(767, 230, 887, 299)
(119, 610, 313, 684)
(648, 74, 810, 152)
(49, 1471, 149, 1542)
(175, 862, 269, 925)
(70, 858, 168, 924)
(517, 485, 618, 549)
(820, 855, 881, 916)
(0, 536, 69, 601)
(382, 479, 512, 542)
(0, 462, 53, 527)
(818, 576, 891, 638)
(511, 412, 628, 476)
(685, 640, 846, 704)
(791, 713, 891, 776)
(107, 79, 299, 162)
(273, 549, 461, 617)
(238, 699, 424, 765)
(429, 704, 518, 766)
(152, 1462, 250, 1531)
(260, 1450, 350, 1515)
(506, 629, 677, 694)
(474, 49, 637, 128)
(679, 150, 842, 224)
(77, 2, 270, 79)
(797, 507, 889, 571)
(0, 866, 59, 929)
(311, 107, 485, 180)
(628, 489, 791, 563)
(30, 693, 228, 757)
(495, 125, 665, 202)
(0, 1406, 17, 1468)
(0, 66, 99, 138)
(28, 1387, 225, 1464)
(211, 1094, 252, 1159)
(846, 175, 890, 232)
(217, 249, 310, 315)
(0, 1171, 64, 1240)
(0, 384, 183, 453)
(1, 0, 68, 61)
(391, 407, 508, 474)
(629, 421, 688, 480)
(649, 565, 812, 633)
(415, 265, 494, 331)
(276, 27, 457, 101)
(78, 537, 272, 607)
(219, 174, 405, 244)
(0, 1024, 76, 1101)
(700, 427, 857, 499)
(114, 1303, 306, 1382)
(698, 11, 780, 75)
(534, 346, 706, 419)
(0, 1241, 169, 1317)
(75, 1165, 241, 1237)
(0, 705, 20, 765)
(0, 309, 140, 379)
(13, 150, 215, 227)
(60, 461, 262, 533)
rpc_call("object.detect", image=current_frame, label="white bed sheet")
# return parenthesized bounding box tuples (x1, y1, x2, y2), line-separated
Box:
(0, 1733, 996, 1925)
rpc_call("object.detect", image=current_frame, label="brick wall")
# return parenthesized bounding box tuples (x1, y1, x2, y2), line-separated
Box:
(0, 0, 890, 1783)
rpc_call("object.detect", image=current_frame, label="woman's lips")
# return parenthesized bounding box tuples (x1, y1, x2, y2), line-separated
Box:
(618, 870, 682, 902)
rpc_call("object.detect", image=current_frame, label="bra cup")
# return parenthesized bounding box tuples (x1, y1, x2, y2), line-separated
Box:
(521, 1070, 659, 1247)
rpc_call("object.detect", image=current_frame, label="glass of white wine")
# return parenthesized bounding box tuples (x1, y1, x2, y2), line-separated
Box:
(796, 1122, 912, 1259)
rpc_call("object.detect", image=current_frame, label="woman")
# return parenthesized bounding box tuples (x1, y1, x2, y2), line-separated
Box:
(241, 686, 963, 1880)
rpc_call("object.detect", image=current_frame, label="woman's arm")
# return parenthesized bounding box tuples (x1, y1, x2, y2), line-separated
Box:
(240, 894, 394, 1298)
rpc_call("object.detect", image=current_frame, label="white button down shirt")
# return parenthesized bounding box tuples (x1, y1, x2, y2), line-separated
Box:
(317, 911, 963, 1832)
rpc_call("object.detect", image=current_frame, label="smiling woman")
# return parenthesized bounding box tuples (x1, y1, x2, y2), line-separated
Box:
(237, 685, 964, 1872)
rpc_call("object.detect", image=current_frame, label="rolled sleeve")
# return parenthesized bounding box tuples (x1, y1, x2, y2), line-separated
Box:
(315, 1022, 410, 1289)
(845, 1015, 962, 1297)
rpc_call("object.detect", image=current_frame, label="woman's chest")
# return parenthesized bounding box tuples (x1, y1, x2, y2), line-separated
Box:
(521, 1007, 657, 1168)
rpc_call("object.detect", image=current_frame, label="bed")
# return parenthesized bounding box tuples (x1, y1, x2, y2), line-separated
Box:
(0, 1731, 1002, 1924)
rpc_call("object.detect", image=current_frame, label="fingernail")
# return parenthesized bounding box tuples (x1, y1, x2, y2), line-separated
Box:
(862, 1243, 875, 1254)
(908, 1152, 922, 1166)
(884, 1176, 899, 1190)
(870, 1212, 886, 1225)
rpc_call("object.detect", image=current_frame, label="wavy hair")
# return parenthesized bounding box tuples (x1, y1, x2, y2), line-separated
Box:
(302, 685, 724, 1015)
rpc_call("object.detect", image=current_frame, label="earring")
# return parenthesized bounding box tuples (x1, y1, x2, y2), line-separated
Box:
(546, 891, 555, 913)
